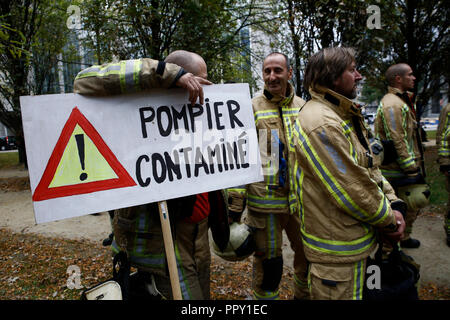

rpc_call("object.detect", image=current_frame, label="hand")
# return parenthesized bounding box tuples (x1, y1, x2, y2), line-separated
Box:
(175, 73, 212, 105)
(383, 209, 406, 242)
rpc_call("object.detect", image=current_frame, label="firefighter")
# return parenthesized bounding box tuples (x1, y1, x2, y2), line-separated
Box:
(436, 102, 450, 247)
(374, 63, 429, 249)
(73, 50, 230, 299)
(292, 47, 406, 300)
(227, 52, 309, 300)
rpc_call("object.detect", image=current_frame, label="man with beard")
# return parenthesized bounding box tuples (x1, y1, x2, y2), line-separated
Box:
(291, 47, 406, 300)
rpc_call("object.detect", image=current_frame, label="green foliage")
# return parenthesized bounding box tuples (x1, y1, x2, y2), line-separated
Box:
(360, 84, 384, 105)
(0, 0, 76, 164)
(78, 0, 264, 91)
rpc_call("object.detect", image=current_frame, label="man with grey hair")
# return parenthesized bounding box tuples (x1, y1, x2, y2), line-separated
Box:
(227, 52, 309, 300)
(292, 47, 406, 300)
(374, 63, 428, 249)
(74, 50, 230, 300)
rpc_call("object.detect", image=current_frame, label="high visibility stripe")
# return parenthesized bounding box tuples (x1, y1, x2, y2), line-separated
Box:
(267, 214, 277, 258)
(281, 108, 300, 115)
(75, 64, 121, 79)
(341, 120, 358, 163)
(440, 114, 450, 156)
(248, 194, 288, 208)
(301, 229, 376, 256)
(253, 290, 280, 300)
(293, 122, 371, 221)
(364, 192, 390, 225)
(228, 185, 247, 195)
(175, 243, 192, 300)
(294, 273, 308, 288)
(389, 107, 397, 131)
(288, 193, 297, 213)
(401, 104, 416, 162)
(268, 129, 279, 192)
(398, 155, 416, 169)
(267, 159, 274, 197)
(111, 240, 165, 268)
(254, 109, 279, 125)
(295, 161, 305, 224)
(378, 102, 393, 141)
(380, 169, 406, 178)
(353, 260, 364, 300)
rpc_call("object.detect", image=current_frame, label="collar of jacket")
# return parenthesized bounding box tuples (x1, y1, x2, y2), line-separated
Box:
(309, 85, 362, 117)
(388, 86, 416, 113)
(388, 86, 415, 102)
(263, 83, 294, 106)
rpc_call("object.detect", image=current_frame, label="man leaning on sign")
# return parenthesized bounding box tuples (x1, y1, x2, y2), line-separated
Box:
(73, 50, 229, 300)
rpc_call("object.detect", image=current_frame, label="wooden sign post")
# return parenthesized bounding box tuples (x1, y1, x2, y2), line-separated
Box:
(158, 201, 182, 300)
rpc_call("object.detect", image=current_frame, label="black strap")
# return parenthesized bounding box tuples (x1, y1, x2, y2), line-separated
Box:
(156, 61, 166, 76)
(169, 68, 187, 88)
(351, 116, 369, 151)
(113, 251, 131, 300)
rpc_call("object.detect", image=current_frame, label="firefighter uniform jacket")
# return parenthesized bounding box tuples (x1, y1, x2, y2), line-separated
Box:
(375, 86, 423, 179)
(292, 86, 399, 264)
(228, 84, 306, 215)
(73, 58, 229, 299)
(74, 58, 186, 96)
(437, 103, 450, 168)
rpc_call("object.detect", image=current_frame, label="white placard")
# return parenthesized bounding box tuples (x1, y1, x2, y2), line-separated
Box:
(20, 83, 262, 223)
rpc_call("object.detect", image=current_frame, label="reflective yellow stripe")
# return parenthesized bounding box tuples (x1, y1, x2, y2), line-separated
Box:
(248, 194, 287, 208)
(175, 243, 192, 300)
(75, 63, 121, 79)
(381, 168, 406, 178)
(254, 109, 279, 125)
(228, 185, 246, 195)
(294, 273, 308, 288)
(341, 120, 358, 163)
(301, 228, 376, 256)
(400, 104, 417, 165)
(353, 260, 364, 300)
(266, 214, 277, 258)
(253, 290, 280, 300)
(439, 113, 450, 156)
(294, 121, 382, 222)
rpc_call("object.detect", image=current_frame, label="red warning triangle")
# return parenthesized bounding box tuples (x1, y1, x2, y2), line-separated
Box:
(33, 107, 136, 201)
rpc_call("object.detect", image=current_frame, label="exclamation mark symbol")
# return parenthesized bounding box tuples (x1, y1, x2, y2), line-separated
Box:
(75, 134, 88, 181)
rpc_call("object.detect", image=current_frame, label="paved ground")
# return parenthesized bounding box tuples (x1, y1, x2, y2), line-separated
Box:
(1, 150, 449, 288)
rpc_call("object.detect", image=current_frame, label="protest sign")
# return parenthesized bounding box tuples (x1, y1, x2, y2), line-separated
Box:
(20, 83, 262, 223)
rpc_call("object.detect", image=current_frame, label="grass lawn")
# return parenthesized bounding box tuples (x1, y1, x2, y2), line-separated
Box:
(424, 144, 447, 208)
(0, 151, 20, 169)
(425, 130, 436, 140)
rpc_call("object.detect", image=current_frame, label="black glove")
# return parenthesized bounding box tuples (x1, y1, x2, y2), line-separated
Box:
(440, 165, 450, 174)
(228, 210, 242, 223)
(390, 199, 407, 218)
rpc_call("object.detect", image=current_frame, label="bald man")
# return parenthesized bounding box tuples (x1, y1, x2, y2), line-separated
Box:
(74, 51, 229, 300)
(374, 63, 427, 249)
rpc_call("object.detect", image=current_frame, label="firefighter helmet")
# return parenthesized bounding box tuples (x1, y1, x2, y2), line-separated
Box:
(212, 222, 255, 261)
(397, 184, 431, 211)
